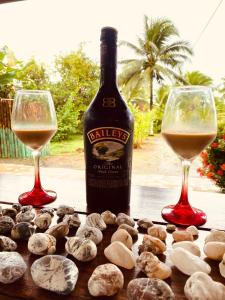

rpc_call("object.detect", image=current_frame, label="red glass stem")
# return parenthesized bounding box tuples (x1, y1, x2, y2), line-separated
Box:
(33, 150, 42, 189)
(176, 159, 192, 207)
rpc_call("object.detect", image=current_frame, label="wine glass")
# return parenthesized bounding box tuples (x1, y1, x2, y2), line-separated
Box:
(11, 90, 57, 207)
(161, 86, 217, 226)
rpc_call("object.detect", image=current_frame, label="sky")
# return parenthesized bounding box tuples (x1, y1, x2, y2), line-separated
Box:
(0, 0, 224, 83)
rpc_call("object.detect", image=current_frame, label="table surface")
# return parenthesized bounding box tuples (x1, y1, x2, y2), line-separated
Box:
(0, 172, 225, 299)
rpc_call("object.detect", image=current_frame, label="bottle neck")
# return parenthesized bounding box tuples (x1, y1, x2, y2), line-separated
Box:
(100, 42, 117, 87)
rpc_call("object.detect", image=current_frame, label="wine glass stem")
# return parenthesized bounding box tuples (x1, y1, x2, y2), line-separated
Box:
(33, 150, 42, 189)
(177, 159, 191, 206)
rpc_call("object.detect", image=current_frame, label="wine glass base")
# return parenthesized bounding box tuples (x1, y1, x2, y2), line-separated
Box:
(161, 204, 207, 226)
(18, 188, 57, 207)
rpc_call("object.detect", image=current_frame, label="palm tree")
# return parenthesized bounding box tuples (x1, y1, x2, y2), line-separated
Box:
(184, 71, 213, 86)
(119, 16, 193, 110)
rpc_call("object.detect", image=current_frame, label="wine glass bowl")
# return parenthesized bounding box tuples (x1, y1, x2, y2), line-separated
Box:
(161, 86, 217, 226)
(11, 90, 57, 207)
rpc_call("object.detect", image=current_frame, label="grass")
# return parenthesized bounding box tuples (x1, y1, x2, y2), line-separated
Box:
(50, 135, 83, 155)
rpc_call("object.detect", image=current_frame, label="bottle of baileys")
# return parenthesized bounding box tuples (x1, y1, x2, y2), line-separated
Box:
(83, 27, 134, 213)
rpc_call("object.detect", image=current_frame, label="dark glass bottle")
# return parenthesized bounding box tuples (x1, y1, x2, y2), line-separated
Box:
(83, 27, 134, 213)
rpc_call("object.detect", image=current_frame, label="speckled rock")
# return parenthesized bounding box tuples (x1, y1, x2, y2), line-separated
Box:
(101, 211, 117, 225)
(166, 224, 176, 232)
(137, 218, 154, 229)
(111, 229, 133, 249)
(65, 237, 97, 262)
(0, 252, 27, 283)
(21, 205, 33, 213)
(31, 255, 78, 295)
(104, 241, 136, 269)
(118, 224, 138, 239)
(16, 210, 35, 223)
(172, 230, 193, 242)
(12, 203, 22, 213)
(45, 222, 69, 239)
(147, 225, 167, 241)
(40, 207, 55, 217)
(34, 213, 52, 230)
(0, 236, 17, 251)
(0, 216, 15, 235)
(170, 247, 211, 275)
(88, 263, 124, 296)
(86, 213, 107, 231)
(184, 272, 225, 300)
(56, 205, 75, 218)
(11, 222, 35, 240)
(63, 213, 81, 228)
(76, 225, 103, 245)
(137, 252, 171, 280)
(127, 278, 175, 300)
(28, 233, 56, 255)
(2, 208, 17, 219)
(139, 235, 166, 255)
(116, 213, 135, 227)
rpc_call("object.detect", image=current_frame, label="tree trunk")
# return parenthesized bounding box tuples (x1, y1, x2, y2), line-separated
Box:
(149, 74, 153, 111)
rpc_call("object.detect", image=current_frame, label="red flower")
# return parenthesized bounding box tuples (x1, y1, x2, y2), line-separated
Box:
(200, 151, 208, 159)
(208, 164, 215, 171)
(217, 170, 223, 176)
(211, 142, 219, 148)
(220, 164, 225, 171)
(223, 135, 225, 141)
(197, 167, 202, 173)
(207, 172, 214, 179)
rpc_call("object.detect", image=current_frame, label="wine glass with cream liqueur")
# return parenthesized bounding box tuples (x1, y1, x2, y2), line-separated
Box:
(161, 86, 217, 226)
(11, 90, 57, 206)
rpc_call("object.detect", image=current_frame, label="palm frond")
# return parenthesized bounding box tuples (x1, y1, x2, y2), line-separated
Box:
(119, 41, 145, 56)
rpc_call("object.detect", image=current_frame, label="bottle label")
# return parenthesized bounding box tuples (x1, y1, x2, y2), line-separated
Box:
(86, 126, 132, 189)
(87, 127, 130, 145)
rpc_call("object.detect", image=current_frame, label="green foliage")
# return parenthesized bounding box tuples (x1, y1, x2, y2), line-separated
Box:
(53, 96, 81, 141)
(184, 71, 213, 86)
(119, 16, 193, 110)
(128, 103, 152, 148)
(18, 58, 49, 90)
(50, 49, 99, 140)
(0, 46, 20, 98)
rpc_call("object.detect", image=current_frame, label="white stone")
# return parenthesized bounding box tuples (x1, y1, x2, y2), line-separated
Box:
(65, 237, 97, 262)
(137, 252, 171, 280)
(172, 230, 193, 242)
(111, 229, 133, 249)
(184, 271, 225, 300)
(86, 213, 107, 231)
(28, 233, 56, 255)
(170, 248, 211, 276)
(205, 230, 225, 243)
(104, 241, 136, 269)
(88, 263, 124, 296)
(101, 211, 117, 225)
(31, 255, 78, 295)
(219, 253, 225, 278)
(0, 252, 27, 283)
(186, 225, 199, 236)
(0, 236, 17, 251)
(172, 241, 201, 256)
(204, 241, 225, 261)
(76, 225, 103, 245)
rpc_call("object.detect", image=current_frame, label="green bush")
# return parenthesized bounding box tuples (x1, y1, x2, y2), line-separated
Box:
(129, 103, 152, 148)
(53, 96, 81, 141)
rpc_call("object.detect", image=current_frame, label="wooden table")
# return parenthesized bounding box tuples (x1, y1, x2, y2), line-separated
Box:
(0, 173, 225, 299)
